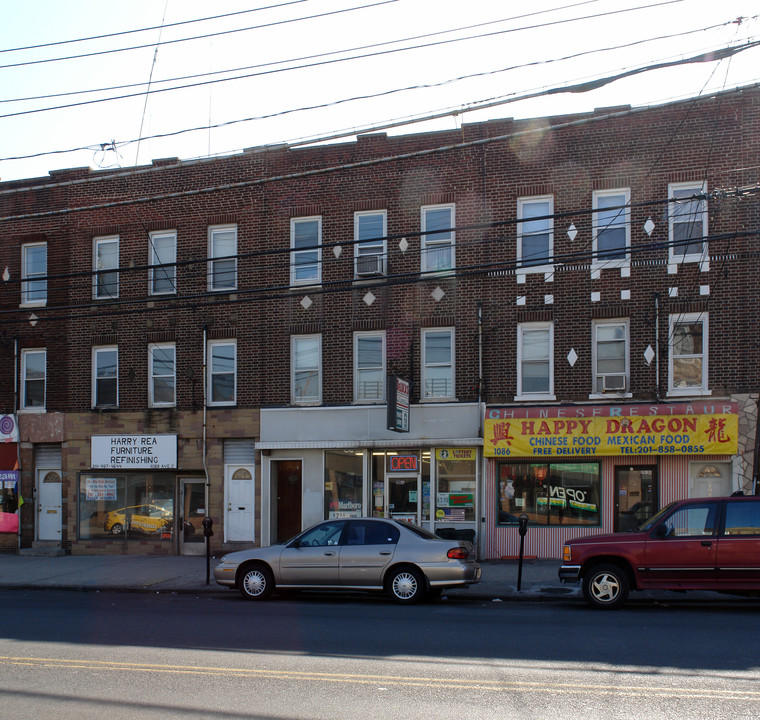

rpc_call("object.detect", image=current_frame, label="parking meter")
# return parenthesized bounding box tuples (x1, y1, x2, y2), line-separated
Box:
(517, 514, 529, 590)
(202, 516, 214, 537)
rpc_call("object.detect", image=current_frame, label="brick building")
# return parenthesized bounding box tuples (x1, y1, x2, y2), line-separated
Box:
(0, 84, 758, 558)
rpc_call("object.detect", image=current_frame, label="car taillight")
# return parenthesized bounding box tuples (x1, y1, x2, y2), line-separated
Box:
(447, 547, 469, 560)
(563, 545, 572, 563)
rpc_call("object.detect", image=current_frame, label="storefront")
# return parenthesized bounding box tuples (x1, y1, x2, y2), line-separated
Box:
(0, 415, 21, 548)
(482, 401, 740, 559)
(258, 403, 482, 548)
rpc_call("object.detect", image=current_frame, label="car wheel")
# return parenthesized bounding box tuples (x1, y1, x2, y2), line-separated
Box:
(238, 563, 274, 601)
(387, 566, 425, 604)
(582, 564, 629, 609)
(110, 523, 123, 535)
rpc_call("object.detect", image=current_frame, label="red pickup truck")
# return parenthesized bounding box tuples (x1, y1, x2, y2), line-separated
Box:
(559, 494, 760, 608)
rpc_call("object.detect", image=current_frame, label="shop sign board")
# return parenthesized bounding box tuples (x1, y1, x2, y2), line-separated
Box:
(484, 403, 738, 458)
(0, 415, 18, 443)
(436, 448, 477, 461)
(386, 375, 410, 433)
(91, 435, 178, 469)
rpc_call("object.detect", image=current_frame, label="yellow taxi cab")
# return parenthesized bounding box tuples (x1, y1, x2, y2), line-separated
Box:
(104, 504, 172, 535)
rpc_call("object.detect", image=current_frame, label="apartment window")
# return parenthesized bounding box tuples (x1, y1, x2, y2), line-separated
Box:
(208, 225, 237, 291)
(92, 346, 118, 408)
(421, 204, 455, 273)
(21, 242, 47, 306)
(149, 230, 177, 295)
(592, 320, 629, 394)
(354, 331, 385, 402)
(292, 335, 321, 403)
(291, 217, 321, 285)
(94, 236, 119, 299)
(593, 189, 630, 264)
(518, 196, 553, 269)
(21, 349, 46, 410)
(149, 343, 176, 407)
(517, 323, 554, 399)
(354, 211, 386, 277)
(669, 182, 707, 262)
(208, 340, 236, 406)
(422, 328, 454, 400)
(669, 313, 708, 395)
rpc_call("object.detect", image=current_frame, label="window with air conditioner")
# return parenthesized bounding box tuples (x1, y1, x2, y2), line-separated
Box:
(592, 320, 629, 397)
(355, 211, 386, 277)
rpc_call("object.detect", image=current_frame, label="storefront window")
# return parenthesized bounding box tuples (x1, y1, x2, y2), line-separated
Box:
(436, 448, 476, 522)
(324, 450, 363, 519)
(497, 462, 600, 526)
(78, 474, 174, 540)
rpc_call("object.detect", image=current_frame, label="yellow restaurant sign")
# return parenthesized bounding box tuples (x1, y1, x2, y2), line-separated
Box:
(484, 403, 738, 458)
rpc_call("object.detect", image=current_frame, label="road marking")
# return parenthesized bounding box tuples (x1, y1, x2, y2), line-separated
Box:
(1, 656, 758, 701)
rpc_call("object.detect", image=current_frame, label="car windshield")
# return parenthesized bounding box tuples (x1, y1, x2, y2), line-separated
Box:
(638, 502, 676, 532)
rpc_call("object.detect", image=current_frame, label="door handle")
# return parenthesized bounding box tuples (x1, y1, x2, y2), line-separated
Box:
(324, 551, 336, 556)
(379, 551, 392, 555)
(701, 540, 712, 547)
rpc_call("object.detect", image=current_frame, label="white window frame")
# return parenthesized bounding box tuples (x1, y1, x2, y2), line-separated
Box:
(92, 346, 118, 408)
(208, 340, 237, 406)
(421, 204, 455, 274)
(669, 181, 708, 264)
(517, 196, 553, 273)
(291, 334, 322, 404)
(21, 242, 47, 307)
(668, 312, 709, 396)
(592, 189, 630, 268)
(93, 235, 119, 299)
(20, 348, 46, 412)
(354, 331, 386, 403)
(207, 225, 237, 291)
(590, 319, 630, 398)
(354, 210, 386, 277)
(290, 217, 322, 286)
(421, 327, 455, 401)
(149, 230, 177, 295)
(516, 322, 555, 401)
(148, 343, 176, 407)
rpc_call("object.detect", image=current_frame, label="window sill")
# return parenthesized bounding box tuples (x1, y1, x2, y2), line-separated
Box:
(588, 392, 633, 401)
(666, 388, 712, 398)
(420, 396, 457, 403)
(513, 394, 556, 402)
(18, 407, 46, 414)
(516, 264, 553, 275)
(19, 301, 47, 309)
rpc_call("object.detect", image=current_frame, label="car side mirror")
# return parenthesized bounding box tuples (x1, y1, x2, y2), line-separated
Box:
(654, 523, 669, 538)
(290, 538, 301, 549)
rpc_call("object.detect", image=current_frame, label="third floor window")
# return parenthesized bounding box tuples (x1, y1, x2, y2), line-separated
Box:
(149, 230, 177, 295)
(21, 242, 47, 306)
(94, 236, 119, 299)
(208, 225, 237, 291)
(291, 217, 322, 285)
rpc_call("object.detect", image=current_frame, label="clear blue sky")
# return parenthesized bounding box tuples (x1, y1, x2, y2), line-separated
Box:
(0, 0, 757, 182)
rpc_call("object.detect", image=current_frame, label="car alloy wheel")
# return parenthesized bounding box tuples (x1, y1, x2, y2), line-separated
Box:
(583, 564, 629, 609)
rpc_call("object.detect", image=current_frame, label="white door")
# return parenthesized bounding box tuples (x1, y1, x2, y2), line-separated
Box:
(225, 465, 255, 542)
(691, 462, 732, 497)
(38, 470, 62, 541)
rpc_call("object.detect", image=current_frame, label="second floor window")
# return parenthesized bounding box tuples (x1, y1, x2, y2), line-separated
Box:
(149, 230, 177, 295)
(355, 211, 386, 277)
(149, 343, 176, 407)
(669, 182, 707, 262)
(421, 205, 455, 273)
(208, 341, 236, 405)
(517, 323, 554, 399)
(669, 313, 708, 395)
(593, 189, 630, 264)
(518, 197, 553, 269)
(21, 242, 47, 306)
(94, 236, 119, 299)
(291, 335, 321, 403)
(592, 320, 629, 394)
(92, 346, 118, 408)
(21, 348, 46, 410)
(208, 225, 237, 291)
(354, 331, 385, 402)
(422, 328, 454, 400)
(291, 217, 321, 285)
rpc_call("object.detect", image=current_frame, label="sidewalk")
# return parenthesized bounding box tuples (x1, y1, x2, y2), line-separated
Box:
(0, 553, 574, 600)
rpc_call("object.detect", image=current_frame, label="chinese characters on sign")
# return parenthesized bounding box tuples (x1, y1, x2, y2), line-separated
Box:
(484, 403, 738, 458)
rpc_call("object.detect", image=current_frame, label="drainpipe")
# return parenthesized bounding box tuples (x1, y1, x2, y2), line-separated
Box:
(654, 292, 660, 402)
(753, 395, 760, 495)
(202, 325, 210, 523)
(13, 337, 20, 551)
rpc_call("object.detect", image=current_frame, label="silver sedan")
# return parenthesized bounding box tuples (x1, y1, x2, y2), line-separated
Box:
(214, 517, 481, 603)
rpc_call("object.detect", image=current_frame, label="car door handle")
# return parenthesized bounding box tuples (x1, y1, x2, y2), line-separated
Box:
(379, 551, 392, 555)
(324, 551, 336, 556)
(701, 541, 712, 547)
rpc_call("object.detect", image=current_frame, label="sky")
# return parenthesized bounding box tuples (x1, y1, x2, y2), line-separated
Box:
(0, 0, 758, 183)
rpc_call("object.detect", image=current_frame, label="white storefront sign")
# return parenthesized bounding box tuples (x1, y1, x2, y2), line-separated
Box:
(91, 435, 178, 469)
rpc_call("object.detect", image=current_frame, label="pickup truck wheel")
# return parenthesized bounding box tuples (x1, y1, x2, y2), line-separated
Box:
(583, 564, 629, 609)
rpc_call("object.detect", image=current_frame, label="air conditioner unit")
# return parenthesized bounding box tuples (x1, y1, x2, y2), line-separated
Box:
(356, 254, 384, 276)
(601, 374, 627, 392)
